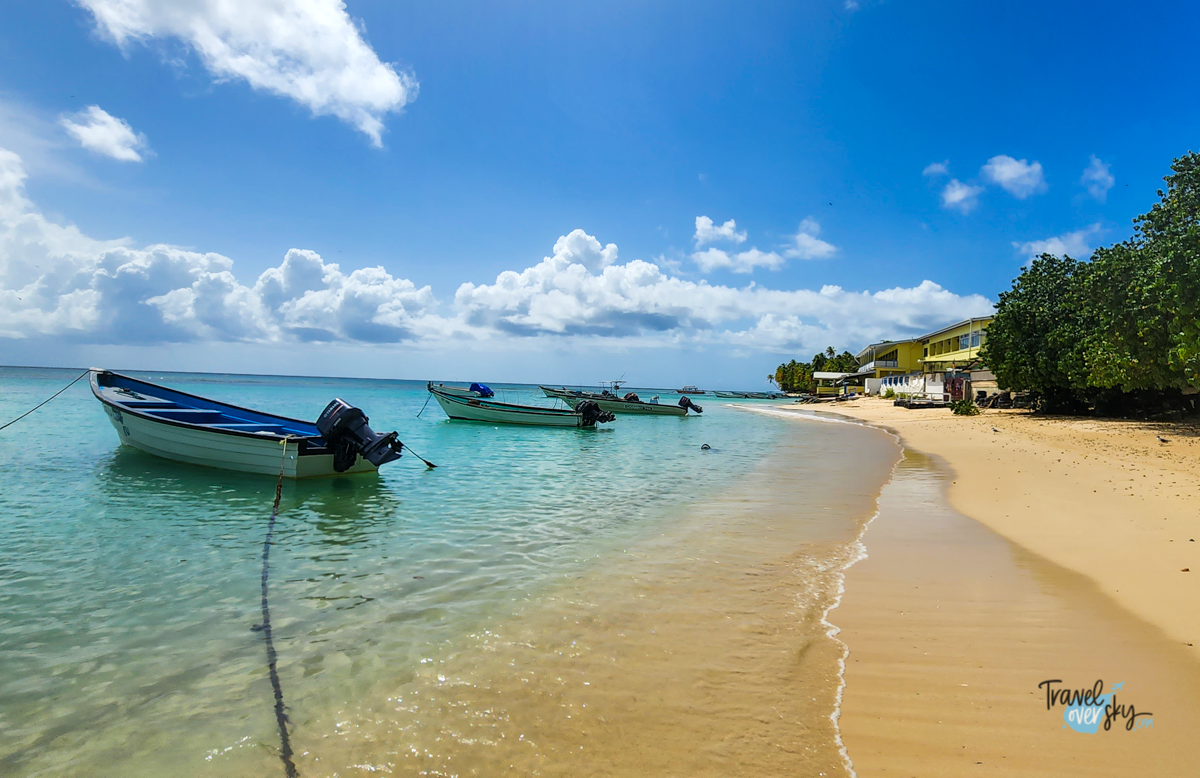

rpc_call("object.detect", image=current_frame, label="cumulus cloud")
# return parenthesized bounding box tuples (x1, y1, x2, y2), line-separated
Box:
(1081, 155, 1114, 202)
(1014, 223, 1103, 261)
(59, 105, 149, 162)
(0, 147, 435, 342)
(76, 0, 417, 146)
(922, 160, 949, 177)
(941, 179, 983, 213)
(2, 146, 994, 354)
(783, 217, 837, 260)
(690, 247, 786, 274)
(457, 237, 992, 350)
(693, 215, 747, 246)
(981, 155, 1047, 199)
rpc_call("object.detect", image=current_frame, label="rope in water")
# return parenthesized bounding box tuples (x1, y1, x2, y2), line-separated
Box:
(0, 370, 89, 432)
(257, 437, 299, 778)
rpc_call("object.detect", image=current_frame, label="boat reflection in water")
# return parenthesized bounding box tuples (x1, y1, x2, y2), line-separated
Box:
(95, 445, 404, 549)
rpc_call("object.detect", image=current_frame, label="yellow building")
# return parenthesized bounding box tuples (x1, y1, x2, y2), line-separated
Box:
(868, 316, 996, 399)
(918, 316, 991, 373)
(918, 316, 995, 399)
(855, 338, 923, 380)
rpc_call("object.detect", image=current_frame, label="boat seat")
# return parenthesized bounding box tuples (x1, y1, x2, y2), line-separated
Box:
(206, 422, 288, 434)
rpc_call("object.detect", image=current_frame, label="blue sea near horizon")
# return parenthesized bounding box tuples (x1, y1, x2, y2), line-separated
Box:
(0, 366, 850, 776)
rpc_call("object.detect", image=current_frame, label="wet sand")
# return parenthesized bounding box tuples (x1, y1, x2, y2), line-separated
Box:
(752, 400, 1200, 776)
(836, 447, 1200, 776)
(820, 399, 1200, 650)
(296, 414, 900, 776)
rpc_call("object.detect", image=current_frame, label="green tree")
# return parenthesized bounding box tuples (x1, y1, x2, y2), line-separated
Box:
(980, 253, 1089, 411)
(983, 149, 1200, 414)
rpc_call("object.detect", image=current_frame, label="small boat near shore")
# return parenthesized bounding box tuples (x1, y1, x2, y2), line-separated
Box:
(428, 383, 615, 427)
(90, 369, 406, 478)
(713, 391, 749, 399)
(540, 384, 702, 416)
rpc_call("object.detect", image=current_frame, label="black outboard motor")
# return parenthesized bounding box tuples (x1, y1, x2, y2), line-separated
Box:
(316, 399, 404, 472)
(576, 400, 616, 427)
(678, 396, 704, 414)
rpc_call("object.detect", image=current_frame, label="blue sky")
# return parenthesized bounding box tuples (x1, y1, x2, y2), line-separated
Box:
(1, 0, 1197, 386)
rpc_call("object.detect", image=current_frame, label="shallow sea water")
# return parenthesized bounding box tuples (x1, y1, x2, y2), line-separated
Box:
(0, 368, 895, 777)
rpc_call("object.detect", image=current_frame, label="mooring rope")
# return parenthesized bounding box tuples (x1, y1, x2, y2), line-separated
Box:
(256, 437, 299, 778)
(0, 370, 89, 432)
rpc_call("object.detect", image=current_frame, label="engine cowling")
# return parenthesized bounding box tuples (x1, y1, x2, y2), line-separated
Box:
(316, 399, 404, 471)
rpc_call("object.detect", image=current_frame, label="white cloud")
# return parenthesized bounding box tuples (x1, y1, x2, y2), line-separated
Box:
(59, 106, 149, 162)
(690, 247, 785, 274)
(941, 179, 983, 213)
(1014, 223, 1102, 261)
(783, 217, 837, 260)
(76, 0, 417, 146)
(845, 0, 860, 9)
(1, 146, 994, 355)
(457, 238, 992, 350)
(980, 155, 1047, 199)
(693, 215, 747, 246)
(1081, 155, 1114, 202)
(0, 147, 435, 342)
(922, 160, 949, 177)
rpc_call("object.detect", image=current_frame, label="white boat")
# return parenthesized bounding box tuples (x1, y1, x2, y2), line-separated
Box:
(90, 369, 406, 478)
(540, 385, 699, 416)
(676, 385, 706, 394)
(428, 383, 613, 427)
(428, 382, 494, 398)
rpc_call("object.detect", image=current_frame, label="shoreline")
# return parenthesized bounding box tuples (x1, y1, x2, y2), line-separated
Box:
(800, 398, 1199, 652)
(762, 398, 1200, 775)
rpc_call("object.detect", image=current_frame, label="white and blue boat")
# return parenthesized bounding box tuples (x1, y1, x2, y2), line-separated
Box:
(90, 369, 405, 478)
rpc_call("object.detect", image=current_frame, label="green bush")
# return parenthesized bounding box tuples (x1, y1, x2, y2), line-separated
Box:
(882, 388, 895, 399)
(950, 399, 981, 416)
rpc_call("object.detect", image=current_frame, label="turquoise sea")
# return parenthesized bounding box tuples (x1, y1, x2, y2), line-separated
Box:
(0, 367, 900, 777)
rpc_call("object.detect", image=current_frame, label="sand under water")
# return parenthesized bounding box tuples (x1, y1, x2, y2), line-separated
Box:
(6, 368, 1197, 777)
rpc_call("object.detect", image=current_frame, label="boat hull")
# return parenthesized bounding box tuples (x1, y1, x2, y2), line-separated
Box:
(541, 386, 688, 416)
(100, 405, 375, 477)
(429, 387, 588, 427)
(91, 370, 378, 478)
(544, 386, 686, 413)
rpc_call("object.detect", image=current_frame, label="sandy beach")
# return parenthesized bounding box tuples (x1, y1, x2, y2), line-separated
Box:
(794, 399, 1200, 776)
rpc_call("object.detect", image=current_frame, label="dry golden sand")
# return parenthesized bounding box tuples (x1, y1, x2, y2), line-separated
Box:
(796, 399, 1200, 776)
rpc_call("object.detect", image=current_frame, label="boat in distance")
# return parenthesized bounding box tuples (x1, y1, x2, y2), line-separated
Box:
(90, 369, 405, 478)
(429, 382, 495, 398)
(428, 383, 615, 427)
(676, 385, 706, 394)
(540, 385, 702, 416)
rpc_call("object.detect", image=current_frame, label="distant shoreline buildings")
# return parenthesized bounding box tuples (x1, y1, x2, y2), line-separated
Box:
(853, 316, 995, 400)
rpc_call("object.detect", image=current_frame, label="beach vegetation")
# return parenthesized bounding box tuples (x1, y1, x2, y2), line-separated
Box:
(983, 150, 1200, 416)
(772, 347, 858, 393)
(949, 398, 981, 416)
(883, 388, 895, 399)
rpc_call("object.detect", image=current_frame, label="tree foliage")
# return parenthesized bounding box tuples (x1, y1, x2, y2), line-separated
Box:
(771, 346, 858, 393)
(982, 151, 1200, 413)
